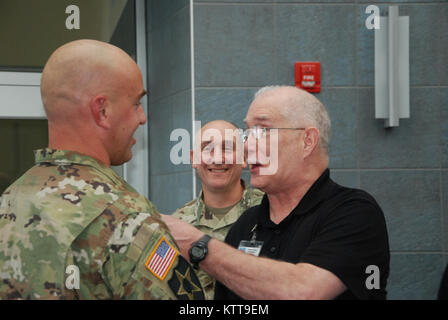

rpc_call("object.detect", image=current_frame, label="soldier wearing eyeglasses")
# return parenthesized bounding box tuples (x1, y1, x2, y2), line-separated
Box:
(163, 86, 390, 300)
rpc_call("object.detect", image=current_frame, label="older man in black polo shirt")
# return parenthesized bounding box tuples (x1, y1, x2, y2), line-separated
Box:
(163, 86, 390, 300)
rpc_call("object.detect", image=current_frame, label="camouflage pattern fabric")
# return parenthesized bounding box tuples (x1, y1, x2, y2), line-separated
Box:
(172, 180, 263, 299)
(0, 149, 204, 300)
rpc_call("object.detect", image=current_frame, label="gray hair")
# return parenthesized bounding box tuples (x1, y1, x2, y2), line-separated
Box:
(253, 85, 331, 153)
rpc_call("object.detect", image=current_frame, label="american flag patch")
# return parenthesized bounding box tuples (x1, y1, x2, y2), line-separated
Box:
(145, 237, 178, 280)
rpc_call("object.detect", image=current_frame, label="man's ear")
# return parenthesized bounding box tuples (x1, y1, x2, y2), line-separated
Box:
(90, 95, 110, 129)
(302, 127, 320, 158)
(190, 150, 198, 169)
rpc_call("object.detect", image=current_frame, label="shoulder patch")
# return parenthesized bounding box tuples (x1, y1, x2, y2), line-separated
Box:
(168, 256, 204, 300)
(144, 236, 178, 280)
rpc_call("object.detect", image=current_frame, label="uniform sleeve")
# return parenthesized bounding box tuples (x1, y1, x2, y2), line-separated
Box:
(102, 211, 205, 300)
(299, 200, 390, 300)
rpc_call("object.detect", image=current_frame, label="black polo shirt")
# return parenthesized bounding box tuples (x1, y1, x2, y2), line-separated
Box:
(214, 169, 390, 300)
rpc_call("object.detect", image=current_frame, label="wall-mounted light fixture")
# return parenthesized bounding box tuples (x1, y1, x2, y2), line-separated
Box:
(375, 6, 410, 128)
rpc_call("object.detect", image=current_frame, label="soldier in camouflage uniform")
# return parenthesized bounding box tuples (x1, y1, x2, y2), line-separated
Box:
(173, 120, 263, 299)
(0, 40, 204, 300)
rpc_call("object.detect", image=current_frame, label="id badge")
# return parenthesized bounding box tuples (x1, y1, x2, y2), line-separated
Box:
(238, 240, 264, 257)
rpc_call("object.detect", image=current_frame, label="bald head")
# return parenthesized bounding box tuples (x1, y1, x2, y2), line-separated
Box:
(41, 40, 147, 166)
(195, 120, 239, 149)
(193, 120, 244, 166)
(41, 39, 139, 121)
(251, 86, 331, 152)
(201, 120, 238, 135)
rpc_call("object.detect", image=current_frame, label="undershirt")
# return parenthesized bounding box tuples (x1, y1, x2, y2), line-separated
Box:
(205, 203, 238, 220)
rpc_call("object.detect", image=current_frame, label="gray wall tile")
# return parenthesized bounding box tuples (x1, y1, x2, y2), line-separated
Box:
(172, 89, 192, 132)
(147, 0, 193, 213)
(360, 170, 441, 251)
(358, 88, 440, 168)
(148, 0, 189, 31)
(196, 0, 272, 2)
(441, 89, 448, 168)
(171, 90, 193, 173)
(387, 254, 444, 300)
(276, 4, 356, 86)
(330, 170, 359, 189)
(277, 0, 354, 2)
(149, 91, 192, 176)
(150, 171, 194, 214)
(319, 89, 358, 168)
(194, 4, 276, 87)
(393, 4, 440, 87)
(148, 6, 191, 102)
(149, 98, 173, 175)
(357, 4, 387, 87)
(360, 0, 442, 3)
(195, 88, 256, 128)
(196, 0, 356, 1)
(440, 4, 448, 86)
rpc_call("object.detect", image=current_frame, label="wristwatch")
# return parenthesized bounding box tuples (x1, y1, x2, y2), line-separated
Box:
(189, 235, 212, 269)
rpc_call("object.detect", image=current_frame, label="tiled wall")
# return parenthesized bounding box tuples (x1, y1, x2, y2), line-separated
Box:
(147, 0, 448, 299)
(146, 0, 193, 214)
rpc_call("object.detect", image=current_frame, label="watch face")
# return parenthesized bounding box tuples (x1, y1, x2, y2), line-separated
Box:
(191, 246, 204, 258)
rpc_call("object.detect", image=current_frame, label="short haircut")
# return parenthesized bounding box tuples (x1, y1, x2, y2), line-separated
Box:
(253, 85, 331, 153)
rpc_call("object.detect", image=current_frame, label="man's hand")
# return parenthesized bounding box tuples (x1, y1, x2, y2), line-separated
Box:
(161, 214, 205, 261)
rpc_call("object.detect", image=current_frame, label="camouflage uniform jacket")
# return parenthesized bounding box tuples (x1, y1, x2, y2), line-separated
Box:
(0, 149, 204, 300)
(172, 180, 264, 299)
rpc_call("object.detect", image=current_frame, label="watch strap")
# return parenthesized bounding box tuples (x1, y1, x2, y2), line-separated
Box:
(189, 235, 212, 269)
(196, 234, 212, 246)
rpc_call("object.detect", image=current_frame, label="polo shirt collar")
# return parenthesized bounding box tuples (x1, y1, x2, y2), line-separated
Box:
(258, 168, 333, 228)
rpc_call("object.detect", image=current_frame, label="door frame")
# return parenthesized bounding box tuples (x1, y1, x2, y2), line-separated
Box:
(0, 0, 149, 196)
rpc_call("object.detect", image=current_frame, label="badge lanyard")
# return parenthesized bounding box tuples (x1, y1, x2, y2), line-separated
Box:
(238, 224, 264, 257)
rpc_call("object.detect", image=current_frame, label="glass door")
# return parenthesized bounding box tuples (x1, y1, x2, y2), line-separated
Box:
(0, 0, 148, 195)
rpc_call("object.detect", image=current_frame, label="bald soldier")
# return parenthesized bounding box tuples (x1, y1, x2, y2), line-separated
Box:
(172, 120, 263, 299)
(163, 86, 390, 300)
(0, 40, 204, 300)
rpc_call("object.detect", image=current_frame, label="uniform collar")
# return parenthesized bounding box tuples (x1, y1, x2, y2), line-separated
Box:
(258, 168, 334, 228)
(34, 148, 123, 186)
(194, 179, 253, 230)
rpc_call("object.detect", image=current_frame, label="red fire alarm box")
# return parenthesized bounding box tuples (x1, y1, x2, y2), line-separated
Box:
(295, 62, 321, 93)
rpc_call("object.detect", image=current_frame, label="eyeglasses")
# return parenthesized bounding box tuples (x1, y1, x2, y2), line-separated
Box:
(241, 126, 306, 142)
